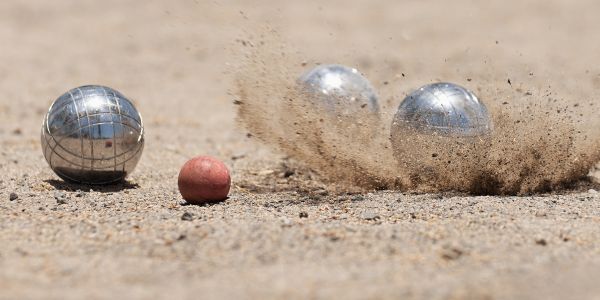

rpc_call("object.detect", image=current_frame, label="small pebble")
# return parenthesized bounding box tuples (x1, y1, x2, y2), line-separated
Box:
(440, 246, 464, 260)
(231, 152, 246, 160)
(299, 211, 308, 218)
(181, 212, 194, 221)
(588, 189, 597, 194)
(280, 217, 293, 227)
(314, 189, 328, 196)
(351, 195, 365, 202)
(9, 192, 18, 201)
(54, 191, 67, 205)
(361, 211, 380, 221)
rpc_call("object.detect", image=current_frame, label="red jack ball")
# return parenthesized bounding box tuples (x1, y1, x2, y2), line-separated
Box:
(178, 156, 231, 204)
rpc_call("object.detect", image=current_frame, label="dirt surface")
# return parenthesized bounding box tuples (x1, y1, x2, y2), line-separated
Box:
(1, 1, 600, 299)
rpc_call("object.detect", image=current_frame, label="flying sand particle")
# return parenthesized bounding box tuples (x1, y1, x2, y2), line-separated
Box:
(233, 30, 600, 195)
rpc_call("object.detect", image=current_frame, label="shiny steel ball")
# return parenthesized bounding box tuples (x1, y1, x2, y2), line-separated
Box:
(391, 82, 492, 137)
(41, 85, 144, 184)
(298, 64, 379, 114)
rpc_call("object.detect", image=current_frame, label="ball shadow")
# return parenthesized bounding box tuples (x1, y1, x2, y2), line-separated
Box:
(179, 197, 229, 207)
(44, 179, 140, 193)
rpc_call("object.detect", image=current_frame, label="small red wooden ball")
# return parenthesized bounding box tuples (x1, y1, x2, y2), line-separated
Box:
(178, 156, 231, 204)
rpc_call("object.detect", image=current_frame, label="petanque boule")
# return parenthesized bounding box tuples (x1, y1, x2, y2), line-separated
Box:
(41, 85, 145, 184)
(389, 82, 493, 186)
(391, 82, 492, 137)
(298, 64, 380, 116)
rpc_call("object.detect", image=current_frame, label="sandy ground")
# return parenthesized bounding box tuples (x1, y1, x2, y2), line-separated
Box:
(1, 0, 600, 299)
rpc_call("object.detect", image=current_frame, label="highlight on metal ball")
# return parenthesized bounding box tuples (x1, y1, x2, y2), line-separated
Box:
(391, 82, 493, 137)
(41, 85, 145, 184)
(298, 64, 380, 115)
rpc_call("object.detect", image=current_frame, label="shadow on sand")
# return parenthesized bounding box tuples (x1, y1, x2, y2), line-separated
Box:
(45, 179, 140, 193)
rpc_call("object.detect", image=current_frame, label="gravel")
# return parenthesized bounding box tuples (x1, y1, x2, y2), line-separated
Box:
(9, 192, 18, 201)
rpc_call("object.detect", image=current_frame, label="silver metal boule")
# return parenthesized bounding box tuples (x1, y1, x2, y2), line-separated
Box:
(392, 82, 492, 137)
(41, 85, 144, 184)
(298, 64, 380, 114)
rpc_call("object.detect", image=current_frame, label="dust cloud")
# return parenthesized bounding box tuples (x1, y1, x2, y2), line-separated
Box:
(233, 30, 600, 195)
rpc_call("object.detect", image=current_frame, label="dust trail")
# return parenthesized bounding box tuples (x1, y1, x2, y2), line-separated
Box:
(233, 30, 600, 195)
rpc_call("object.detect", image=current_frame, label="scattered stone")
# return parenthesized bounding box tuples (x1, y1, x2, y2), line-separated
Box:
(535, 211, 547, 217)
(231, 152, 246, 160)
(588, 189, 597, 194)
(54, 191, 68, 205)
(323, 231, 341, 241)
(299, 211, 308, 218)
(257, 169, 275, 176)
(314, 189, 328, 196)
(178, 200, 190, 206)
(15, 247, 28, 256)
(9, 192, 18, 201)
(361, 211, 380, 221)
(280, 217, 293, 227)
(75, 190, 85, 197)
(440, 246, 464, 260)
(535, 238, 547, 246)
(181, 212, 194, 221)
(351, 195, 365, 202)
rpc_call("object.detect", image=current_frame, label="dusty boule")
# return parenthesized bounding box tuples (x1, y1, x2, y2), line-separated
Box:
(298, 64, 380, 115)
(391, 82, 492, 137)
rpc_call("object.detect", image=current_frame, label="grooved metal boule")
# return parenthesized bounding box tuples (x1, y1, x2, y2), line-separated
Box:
(41, 85, 145, 184)
(298, 64, 380, 115)
(391, 82, 492, 137)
